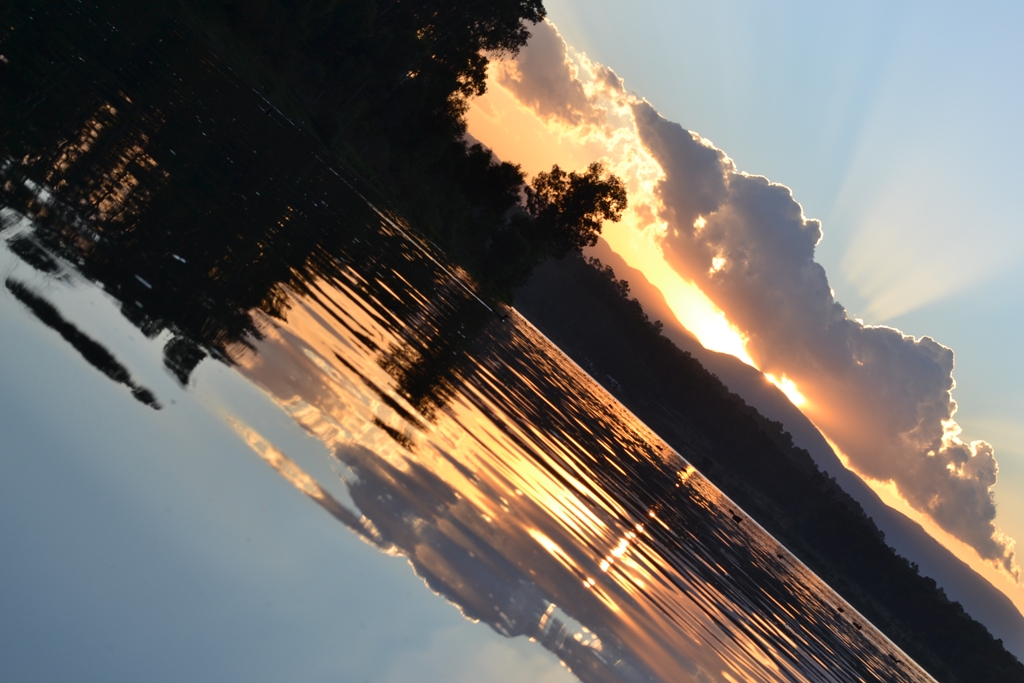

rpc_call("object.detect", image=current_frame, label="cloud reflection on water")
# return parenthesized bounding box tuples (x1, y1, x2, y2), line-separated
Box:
(0, 9, 938, 677)
(231, 252, 934, 681)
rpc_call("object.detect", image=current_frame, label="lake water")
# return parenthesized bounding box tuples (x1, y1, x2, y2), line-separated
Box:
(0, 2, 935, 681)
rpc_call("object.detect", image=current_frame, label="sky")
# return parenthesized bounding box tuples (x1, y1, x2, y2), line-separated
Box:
(0, 243, 573, 683)
(6, 3, 1021, 673)
(466, 0, 1024, 614)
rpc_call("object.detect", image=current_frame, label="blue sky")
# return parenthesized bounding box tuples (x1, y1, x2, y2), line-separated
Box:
(0, 252, 573, 683)
(540, 0, 1024, 571)
(4, 2, 1022, 672)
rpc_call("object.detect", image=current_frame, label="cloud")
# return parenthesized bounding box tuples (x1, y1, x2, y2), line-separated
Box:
(494, 21, 605, 128)
(631, 104, 1017, 576)
(484, 23, 1018, 578)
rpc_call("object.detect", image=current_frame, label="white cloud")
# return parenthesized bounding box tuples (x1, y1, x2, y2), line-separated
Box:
(487, 23, 1019, 577)
(495, 21, 605, 128)
(632, 104, 1016, 576)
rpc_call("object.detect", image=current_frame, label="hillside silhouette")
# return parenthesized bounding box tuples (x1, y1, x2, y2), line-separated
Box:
(580, 238, 1024, 659)
(515, 252, 1024, 682)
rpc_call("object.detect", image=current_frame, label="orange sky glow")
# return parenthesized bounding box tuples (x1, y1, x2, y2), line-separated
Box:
(819, 435, 1024, 617)
(467, 65, 754, 367)
(466, 59, 1024, 615)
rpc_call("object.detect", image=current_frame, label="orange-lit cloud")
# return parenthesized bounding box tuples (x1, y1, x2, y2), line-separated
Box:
(467, 22, 753, 366)
(764, 374, 806, 407)
(468, 21, 1018, 580)
(636, 99, 1015, 577)
(824, 435, 1024, 617)
(493, 21, 605, 129)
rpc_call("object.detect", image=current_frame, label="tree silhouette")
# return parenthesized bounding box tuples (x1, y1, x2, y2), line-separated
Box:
(481, 161, 627, 296)
(526, 162, 627, 258)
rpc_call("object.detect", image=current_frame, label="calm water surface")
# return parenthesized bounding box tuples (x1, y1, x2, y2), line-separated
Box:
(0, 3, 934, 681)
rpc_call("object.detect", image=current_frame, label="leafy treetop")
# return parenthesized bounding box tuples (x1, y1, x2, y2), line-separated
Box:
(526, 162, 627, 258)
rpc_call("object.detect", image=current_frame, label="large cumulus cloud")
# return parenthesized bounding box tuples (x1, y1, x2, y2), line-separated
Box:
(488, 24, 1017, 576)
(634, 104, 1014, 574)
(494, 21, 608, 128)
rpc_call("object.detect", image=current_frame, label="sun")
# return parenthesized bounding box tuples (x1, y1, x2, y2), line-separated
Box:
(764, 373, 807, 406)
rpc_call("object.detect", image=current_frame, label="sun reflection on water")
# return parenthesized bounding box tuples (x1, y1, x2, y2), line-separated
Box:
(226, 251, 934, 682)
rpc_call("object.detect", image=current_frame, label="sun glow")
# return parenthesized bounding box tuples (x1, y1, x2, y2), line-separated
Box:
(764, 374, 807, 406)
(600, 222, 755, 366)
(467, 26, 1024, 623)
(468, 31, 818, 413)
(467, 58, 756, 370)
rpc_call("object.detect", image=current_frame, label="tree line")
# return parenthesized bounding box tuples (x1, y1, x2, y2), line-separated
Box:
(2, 1, 1021, 680)
(180, 0, 627, 296)
(514, 252, 1024, 683)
